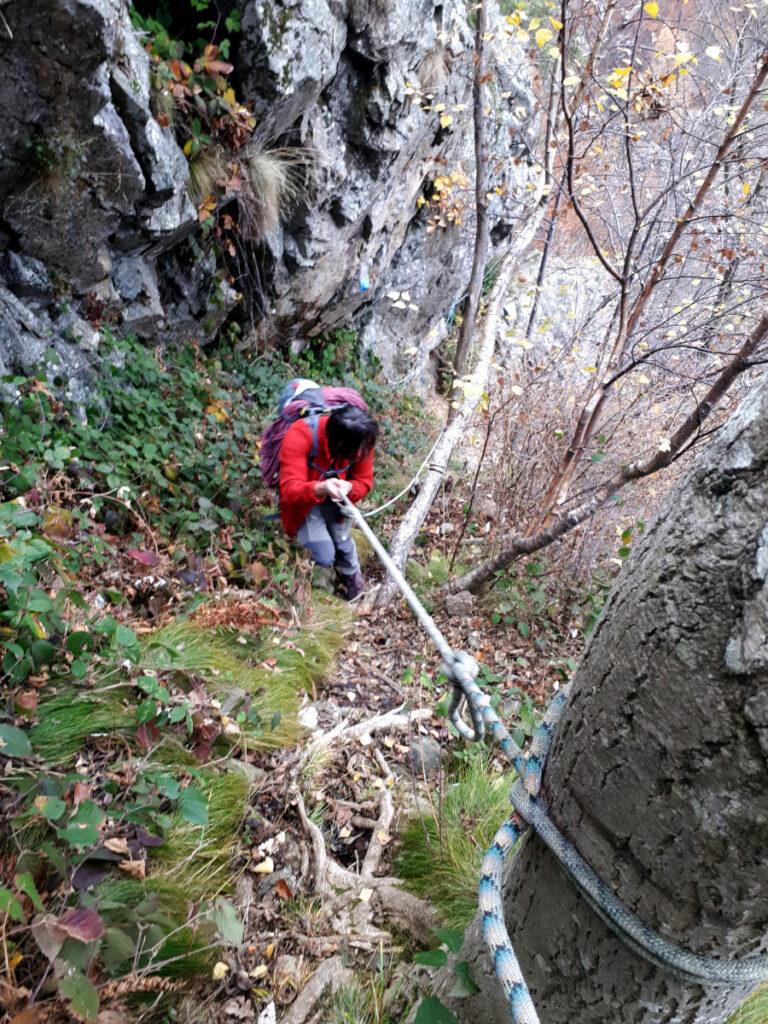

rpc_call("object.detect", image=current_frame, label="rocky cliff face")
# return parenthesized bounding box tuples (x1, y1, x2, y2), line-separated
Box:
(0, 0, 539, 395)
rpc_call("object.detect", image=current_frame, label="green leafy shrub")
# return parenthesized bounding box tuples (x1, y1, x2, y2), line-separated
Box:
(129, 2, 251, 159)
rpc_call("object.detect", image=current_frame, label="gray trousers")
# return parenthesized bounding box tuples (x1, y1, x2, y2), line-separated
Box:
(296, 502, 360, 576)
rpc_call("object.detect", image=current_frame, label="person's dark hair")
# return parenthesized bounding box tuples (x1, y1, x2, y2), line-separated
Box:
(326, 405, 379, 462)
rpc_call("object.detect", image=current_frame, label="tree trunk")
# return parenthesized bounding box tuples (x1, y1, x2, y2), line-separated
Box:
(451, 0, 489, 383)
(444, 378, 768, 1023)
(373, 208, 545, 606)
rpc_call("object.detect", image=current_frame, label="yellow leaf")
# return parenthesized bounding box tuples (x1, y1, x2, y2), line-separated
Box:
(223, 87, 237, 107)
(528, 15, 541, 28)
(439, 113, 454, 128)
(205, 402, 229, 423)
(516, 29, 530, 42)
(584, 365, 598, 373)
(212, 962, 230, 981)
(549, 15, 563, 28)
(742, 181, 751, 197)
(644, 0, 659, 14)
(183, 139, 193, 157)
(535, 27, 553, 47)
(612, 66, 633, 78)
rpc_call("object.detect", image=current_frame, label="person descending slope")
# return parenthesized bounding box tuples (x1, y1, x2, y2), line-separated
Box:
(260, 379, 379, 600)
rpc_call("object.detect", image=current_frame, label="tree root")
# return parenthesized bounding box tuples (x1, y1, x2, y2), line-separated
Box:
(278, 956, 354, 1024)
(293, 786, 329, 895)
(303, 706, 433, 766)
(294, 762, 439, 947)
(361, 788, 393, 878)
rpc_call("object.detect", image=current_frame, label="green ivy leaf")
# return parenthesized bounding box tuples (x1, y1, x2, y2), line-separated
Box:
(35, 795, 67, 820)
(211, 897, 244, 946)
(179, 786, 208, 826)
(449, 961, 479, 998)
(434, 927, 465, 954)
(115, 624, 138, 648)
(136, 699, 158, 724)
(101, 927, 136, 974)
(0, 723, 32, 758)
(15, 871, 44, 912)
(58, 801, 104, 849)
(0, 885, 25, 922)
(413, 948, 448, 967)
(58, 971, 100, 1022)
(413, 997, 459, 1024)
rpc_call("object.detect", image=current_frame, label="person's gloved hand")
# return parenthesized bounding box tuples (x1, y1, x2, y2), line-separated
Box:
(315, 478, 353, 501)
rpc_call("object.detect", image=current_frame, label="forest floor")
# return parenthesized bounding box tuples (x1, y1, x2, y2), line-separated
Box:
(0, 336, 609, 1024)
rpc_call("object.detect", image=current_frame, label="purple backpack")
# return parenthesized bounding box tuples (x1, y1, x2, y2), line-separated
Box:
(259, 378, 369, 489)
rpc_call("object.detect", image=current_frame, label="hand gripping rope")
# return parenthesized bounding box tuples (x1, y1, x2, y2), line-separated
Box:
(338, 497, 768, 1022)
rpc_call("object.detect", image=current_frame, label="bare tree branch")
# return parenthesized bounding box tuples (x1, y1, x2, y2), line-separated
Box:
(445, 312, 768, 595)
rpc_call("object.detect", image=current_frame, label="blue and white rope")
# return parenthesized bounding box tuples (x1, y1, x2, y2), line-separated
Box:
(447, 656, 768, 1022)
(338, 497, 768, 1022)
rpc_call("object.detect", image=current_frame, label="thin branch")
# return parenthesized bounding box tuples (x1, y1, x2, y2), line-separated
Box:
(446, 312, 768, 594)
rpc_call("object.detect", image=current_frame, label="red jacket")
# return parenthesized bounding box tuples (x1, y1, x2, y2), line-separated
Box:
(278, 416, 374, 537)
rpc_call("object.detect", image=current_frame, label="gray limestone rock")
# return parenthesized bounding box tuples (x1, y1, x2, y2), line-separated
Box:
(409, 735, 444, 778)
(112, 257, 164, 337)
(239, 0, 539, 383)
(444, 589, 475, 618)
(1, 252, 54, 302)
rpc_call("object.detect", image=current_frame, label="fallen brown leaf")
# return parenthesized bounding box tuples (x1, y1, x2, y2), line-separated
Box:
(118, 859, 146, 880)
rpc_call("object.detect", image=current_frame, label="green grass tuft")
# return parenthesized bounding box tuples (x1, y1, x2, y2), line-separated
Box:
(151, 768, 249, 899)
(395, 757, 517, 928)
(30, 692, 135, 763)
(326, 972, 404, 1024)
(97, 768, 250, 976)
(729, 985, 768, 1024)
(138, 620, 303, 748)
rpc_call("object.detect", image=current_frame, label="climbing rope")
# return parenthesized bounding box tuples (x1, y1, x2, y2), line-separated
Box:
(339, 496, 768, 1021)
(361, 433, 443, 519)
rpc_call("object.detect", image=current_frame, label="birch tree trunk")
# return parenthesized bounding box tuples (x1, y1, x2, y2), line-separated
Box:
(444, 377, 768, 1023)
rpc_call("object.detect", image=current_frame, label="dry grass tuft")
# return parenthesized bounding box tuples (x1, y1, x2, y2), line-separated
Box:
(238, 144, 317, 240)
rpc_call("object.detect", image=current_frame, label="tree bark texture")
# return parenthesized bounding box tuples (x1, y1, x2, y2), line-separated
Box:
(446, 378, 768, 1023)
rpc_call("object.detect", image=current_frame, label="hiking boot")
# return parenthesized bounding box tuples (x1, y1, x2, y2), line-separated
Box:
(311, 566, 336, 592)
(343, 570, 366, 601)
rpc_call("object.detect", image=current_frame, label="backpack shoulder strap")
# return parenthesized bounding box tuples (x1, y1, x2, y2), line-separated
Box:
(308, 412, 320, 471)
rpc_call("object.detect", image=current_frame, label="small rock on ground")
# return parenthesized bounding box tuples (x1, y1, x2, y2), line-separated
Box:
(444, 590, 475, 618)
(409, 735, 443, 779)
